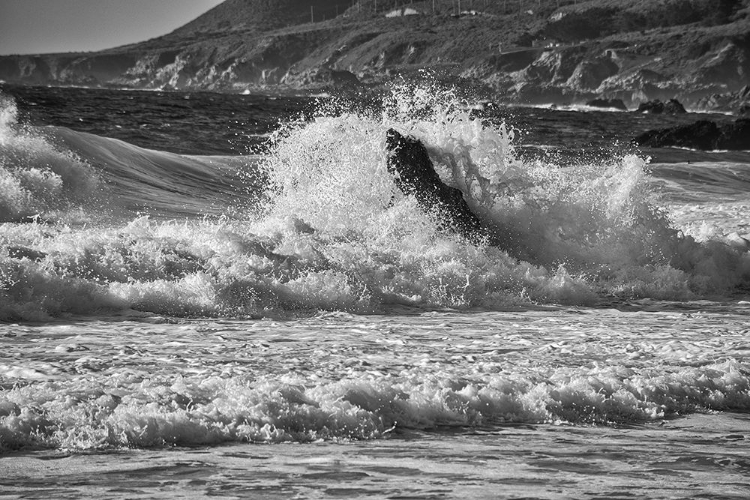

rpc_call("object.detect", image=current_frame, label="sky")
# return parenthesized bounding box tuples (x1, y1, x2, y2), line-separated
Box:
(0, 0, 225, 55)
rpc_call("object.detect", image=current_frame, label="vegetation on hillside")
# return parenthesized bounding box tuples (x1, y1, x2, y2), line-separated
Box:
(543, 0, 747, 42)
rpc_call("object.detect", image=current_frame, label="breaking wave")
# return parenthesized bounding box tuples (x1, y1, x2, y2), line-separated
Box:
(2, 84, 750, 452)
(1, 84, 750, 321)
(0, 96, 100, 223)
(2, 358, 748, 450)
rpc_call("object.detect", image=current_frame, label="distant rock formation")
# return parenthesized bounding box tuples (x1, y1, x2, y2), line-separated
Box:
(385, 129, 492, 244)
(586, 98, 627, 111)
(633, 119, 750, 150)
(312, 68, 361, 88)
(696, 85, 750, 115)
(636, 99, 686, 114)
(0, 0, 748, 104)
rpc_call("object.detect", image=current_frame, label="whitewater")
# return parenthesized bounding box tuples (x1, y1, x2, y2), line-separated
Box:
(1, 83, 749, 498)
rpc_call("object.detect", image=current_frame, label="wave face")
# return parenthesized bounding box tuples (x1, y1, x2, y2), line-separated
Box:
(1, 85, 750, 321)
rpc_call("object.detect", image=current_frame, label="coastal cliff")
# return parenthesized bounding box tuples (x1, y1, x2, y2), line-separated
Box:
(1, 0, 748, 112)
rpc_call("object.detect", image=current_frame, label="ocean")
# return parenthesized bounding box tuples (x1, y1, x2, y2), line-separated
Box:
(1, 82, 749, 499)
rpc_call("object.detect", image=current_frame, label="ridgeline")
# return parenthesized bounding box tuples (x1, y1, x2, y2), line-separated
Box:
(1, 0, 748, 112)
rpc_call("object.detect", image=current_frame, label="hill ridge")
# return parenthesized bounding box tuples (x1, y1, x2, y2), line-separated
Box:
(0, 0, 748, 113)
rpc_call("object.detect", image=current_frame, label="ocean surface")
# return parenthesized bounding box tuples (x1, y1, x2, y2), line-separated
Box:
(1, 82, 750, 499)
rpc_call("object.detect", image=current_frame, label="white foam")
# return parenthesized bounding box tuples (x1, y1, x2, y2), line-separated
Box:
(0, 95, 100, 223)
(2, 84, 750, 322)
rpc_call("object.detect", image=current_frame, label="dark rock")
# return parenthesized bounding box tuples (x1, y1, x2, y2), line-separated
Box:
(633, 119, 750, 150)
(515, 83, 567, 106)
(313, 68, 361, 89)
(636, 99, 686, 114)
(385, 129, 491, 244)
(586, 98, 627, 111)
(488, 50, 538, 73)
(568, 57, 619, 91)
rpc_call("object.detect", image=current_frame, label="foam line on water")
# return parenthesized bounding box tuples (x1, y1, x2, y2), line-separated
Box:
(1, 359, 747, 450)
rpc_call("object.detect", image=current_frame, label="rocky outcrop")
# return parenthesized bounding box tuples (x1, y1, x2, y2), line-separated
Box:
(692, 41, 750, 90)
(636, 99, 687, 114)
(0, 55, 57, 85)
(586, 98, 627, 111)
(518, 48, 587, 88)
(566, 56, 619, 92)
(633, 119, 750, 150)
(385, 129, 491, 245)
(696, 85, 750, 115)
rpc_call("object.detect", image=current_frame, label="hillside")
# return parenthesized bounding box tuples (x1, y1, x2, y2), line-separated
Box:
(1, 0, 748, 111)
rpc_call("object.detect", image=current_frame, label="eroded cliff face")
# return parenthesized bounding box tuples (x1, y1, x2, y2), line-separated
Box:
(1, 1, 748, 112)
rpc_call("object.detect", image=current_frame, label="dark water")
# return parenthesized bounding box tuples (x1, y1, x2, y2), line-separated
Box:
(3, 83, 744, 162)
(1, 84, 315, 155)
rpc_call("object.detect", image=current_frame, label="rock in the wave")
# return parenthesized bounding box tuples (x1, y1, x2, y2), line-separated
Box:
(385, 129, 490, 244)
(586, 98, 627, 111)
(633, 119, 750, 150)
(636, 99, 686, 114)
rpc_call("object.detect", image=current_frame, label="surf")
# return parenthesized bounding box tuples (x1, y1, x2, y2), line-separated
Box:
(1, 84, 750, 322)
(2, 86, 750, 467)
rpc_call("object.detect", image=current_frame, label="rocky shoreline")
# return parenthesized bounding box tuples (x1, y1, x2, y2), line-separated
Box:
(634, 118, 750, 150)
(1, 0, 748, 114)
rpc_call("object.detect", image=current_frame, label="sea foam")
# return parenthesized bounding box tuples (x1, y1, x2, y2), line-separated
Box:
(1, 85, 750, 321)
(0, 95, 99, 223)
(1, 355, 748, 450)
